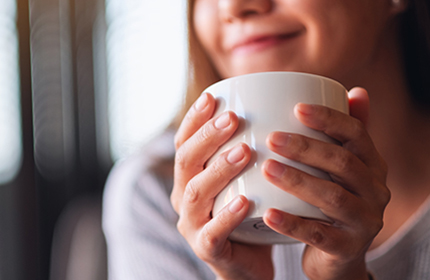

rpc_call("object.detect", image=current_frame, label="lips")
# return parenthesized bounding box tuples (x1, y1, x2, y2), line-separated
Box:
(230, 30, 303, 55)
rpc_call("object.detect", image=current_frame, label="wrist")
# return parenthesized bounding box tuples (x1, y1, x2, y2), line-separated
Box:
(306, 256, 369, 280)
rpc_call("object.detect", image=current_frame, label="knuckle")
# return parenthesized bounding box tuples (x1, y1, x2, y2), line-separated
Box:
(174, 147, 188, 170)
(351, 118, 367, 139)
(184, 108, 197, 126)
(377, 181, 391, 206)
(333, 150, 355, 173)
(175, 112, 200, 149)
(197, 123, 213, 144)
(215, 209, 230, 228)
(284, 219, 299, 236)
(176, 218, 187, 237)
(183, 180, 200, 204)
(290, 135, 310, 159)
(327, 188, 349, 209)
(369, 176, 391, 209)
(321, 149, 336, 164)
(287, 169, 305, 188)
(195, 228, 221, 262)
(208, 159, 225, 181)
(381, 187, 391, 205)
(308, 226, 326, 246)
(202, 226, 221, 251)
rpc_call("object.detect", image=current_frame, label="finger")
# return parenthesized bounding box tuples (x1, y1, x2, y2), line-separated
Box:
(179, 143, 251, 224)
(176, 111, 239, 175)
(348, 87, 370, 127)
(262, 159, 360, 221)
(263, 209, 366, 258)
(172, 111, 240, 213)
(266, 132, 374, 196)
(294, 102, 368, 146)
(190, 195, 249, 263)
(174, 92, 216, 150)
(294, 103, 387, 181)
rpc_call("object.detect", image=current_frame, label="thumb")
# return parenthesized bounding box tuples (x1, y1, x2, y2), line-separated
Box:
(348, 87, 370, 127)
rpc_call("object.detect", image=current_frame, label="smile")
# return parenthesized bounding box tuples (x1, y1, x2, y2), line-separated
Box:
(231, 31, 303, 56)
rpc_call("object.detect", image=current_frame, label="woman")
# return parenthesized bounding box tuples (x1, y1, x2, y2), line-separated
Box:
(103, 0, 430, 279)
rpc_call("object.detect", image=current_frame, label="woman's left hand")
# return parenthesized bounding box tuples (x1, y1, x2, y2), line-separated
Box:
(262, 87, 390, 280)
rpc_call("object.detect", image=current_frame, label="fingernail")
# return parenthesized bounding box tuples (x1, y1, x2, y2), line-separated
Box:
(229, 196, 244, 213)
(267, 211, 283, 225)
(195, 93, 208, 111)
(270, 133, 291, 147)
(296, 103, 316, 115)
(215, 113, 231, 129)
(265, 161, 285, 178)
(227, 145, 245, 163)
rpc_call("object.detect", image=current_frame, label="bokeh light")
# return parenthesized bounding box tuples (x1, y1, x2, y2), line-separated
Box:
(105, 0, 187, 160)
(0, 0, 22, 184)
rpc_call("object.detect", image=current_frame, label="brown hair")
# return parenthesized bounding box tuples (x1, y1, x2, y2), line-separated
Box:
(401, 0, 430, 108)
(171, 0, 221, 128)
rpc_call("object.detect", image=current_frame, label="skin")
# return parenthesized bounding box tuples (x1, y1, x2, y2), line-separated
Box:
(192, 0, 403, 87)
(171, 0, 430, 279)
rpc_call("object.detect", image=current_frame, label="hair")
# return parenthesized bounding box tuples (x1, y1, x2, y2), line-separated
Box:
(171, 0, 221, 128)
(171, 0, 220, 128)
(171, 0, 430, 128)
(401, 0, 430, 108)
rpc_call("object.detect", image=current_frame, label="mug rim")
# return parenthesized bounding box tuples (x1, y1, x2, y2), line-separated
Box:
(208, 71, 347, 92)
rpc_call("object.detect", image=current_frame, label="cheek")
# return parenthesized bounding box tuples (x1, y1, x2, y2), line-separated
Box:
(304, 29, 359, 80)
(193, 3, 215, 47)
(193, 2, 227, 70)
(300, 12, 377, 79)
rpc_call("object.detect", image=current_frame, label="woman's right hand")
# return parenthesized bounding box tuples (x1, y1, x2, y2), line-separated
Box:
(171, 92, 274, 280)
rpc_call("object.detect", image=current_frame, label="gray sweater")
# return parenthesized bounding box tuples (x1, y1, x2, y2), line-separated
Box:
(102, 130, 430, 279)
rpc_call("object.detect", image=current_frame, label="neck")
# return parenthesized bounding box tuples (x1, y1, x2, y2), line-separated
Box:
(364, 59, 430, 196)
(343, 21, 430, 195)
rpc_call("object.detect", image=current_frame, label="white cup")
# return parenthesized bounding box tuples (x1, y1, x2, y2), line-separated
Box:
(205, 72, 349, 244)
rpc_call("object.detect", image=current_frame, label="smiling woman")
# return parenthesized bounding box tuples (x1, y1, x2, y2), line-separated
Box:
(103, 0, 430, 279)
(0, 0, 22, 185)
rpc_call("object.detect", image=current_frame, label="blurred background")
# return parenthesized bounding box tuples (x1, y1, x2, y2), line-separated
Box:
(0, 0, 186, 279)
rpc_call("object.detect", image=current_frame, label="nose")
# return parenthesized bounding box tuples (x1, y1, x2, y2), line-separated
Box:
(218, 0, 273, 22)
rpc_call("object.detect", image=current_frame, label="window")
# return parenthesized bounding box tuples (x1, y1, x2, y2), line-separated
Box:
(0, 0, 22, 184)
(105, 0, 187, 160)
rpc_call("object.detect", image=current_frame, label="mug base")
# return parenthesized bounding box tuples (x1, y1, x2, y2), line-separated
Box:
(229, 217, 301, 245)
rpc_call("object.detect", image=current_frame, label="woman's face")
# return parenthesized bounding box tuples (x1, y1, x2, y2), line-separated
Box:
(193, 0, 400, 84)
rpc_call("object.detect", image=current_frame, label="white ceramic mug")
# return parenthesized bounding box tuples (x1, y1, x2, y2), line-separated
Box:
(205, 72, 349, 244)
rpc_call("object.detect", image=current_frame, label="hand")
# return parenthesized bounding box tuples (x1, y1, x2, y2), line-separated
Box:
(261, 88, 390, 280)
(171, 93, 274, 280)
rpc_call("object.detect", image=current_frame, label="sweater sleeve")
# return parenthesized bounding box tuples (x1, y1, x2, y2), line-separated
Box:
(102, 135, 215, 280)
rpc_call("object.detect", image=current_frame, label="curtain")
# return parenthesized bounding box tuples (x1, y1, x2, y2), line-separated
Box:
(105, 0, 187, 160)
(0, 0, 22, 184)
